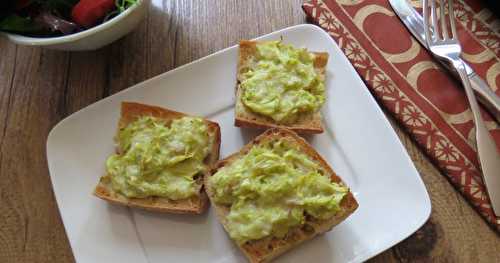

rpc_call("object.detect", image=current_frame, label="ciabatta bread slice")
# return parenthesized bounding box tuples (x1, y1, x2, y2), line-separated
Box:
(205, 128, 358, 262)
(235, 40, 329, 134)
(94, 102, 221, 214)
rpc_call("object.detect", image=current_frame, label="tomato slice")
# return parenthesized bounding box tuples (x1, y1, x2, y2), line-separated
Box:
(71, 0, 116, 28)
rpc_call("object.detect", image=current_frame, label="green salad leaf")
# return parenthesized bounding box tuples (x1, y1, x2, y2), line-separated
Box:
(116, 0, 138, 13)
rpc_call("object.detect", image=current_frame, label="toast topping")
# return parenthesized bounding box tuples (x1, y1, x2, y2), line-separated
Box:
(106, 116, 211, 200)
(240, 41, 325, 124)
(209, 139, 348, 244)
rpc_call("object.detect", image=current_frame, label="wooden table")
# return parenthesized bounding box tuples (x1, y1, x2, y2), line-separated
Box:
(0, 1, 498, 262)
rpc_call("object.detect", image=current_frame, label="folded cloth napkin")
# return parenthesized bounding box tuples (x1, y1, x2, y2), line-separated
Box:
(302, 0, 500, 231)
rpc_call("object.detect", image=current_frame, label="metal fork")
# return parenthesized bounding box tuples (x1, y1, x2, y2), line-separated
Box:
(423, 0, 500, 215)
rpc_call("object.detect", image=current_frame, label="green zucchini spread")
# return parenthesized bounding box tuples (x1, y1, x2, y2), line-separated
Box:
(209, 139, 348, 244)
(106, 116, 211, 200)
(240, 41, 326, 123)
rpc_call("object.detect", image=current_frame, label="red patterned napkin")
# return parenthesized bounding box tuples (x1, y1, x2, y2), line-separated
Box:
(302, 0, 500, 231)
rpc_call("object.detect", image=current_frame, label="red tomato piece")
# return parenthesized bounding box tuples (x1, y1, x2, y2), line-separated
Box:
(71, 0, 116, 28)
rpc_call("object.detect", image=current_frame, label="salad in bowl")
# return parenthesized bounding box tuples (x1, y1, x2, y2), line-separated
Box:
(0, 0, 148, 50)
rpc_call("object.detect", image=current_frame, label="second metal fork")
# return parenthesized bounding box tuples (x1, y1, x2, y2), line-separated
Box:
(423, 0, 500, 216)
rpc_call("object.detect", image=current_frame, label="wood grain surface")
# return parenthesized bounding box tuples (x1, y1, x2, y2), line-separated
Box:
(0, 1, 498, 262)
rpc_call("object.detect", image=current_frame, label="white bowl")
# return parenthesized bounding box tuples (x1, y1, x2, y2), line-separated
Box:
(0, 0, 149, 51)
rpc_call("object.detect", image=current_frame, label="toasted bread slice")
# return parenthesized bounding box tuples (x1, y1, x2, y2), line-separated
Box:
(235, 40, 329, 134)
(205, 128, 358, 263)
(94, 102, 221, 214)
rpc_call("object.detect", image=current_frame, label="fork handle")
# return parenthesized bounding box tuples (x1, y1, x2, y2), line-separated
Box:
(453, 60, 500, 216)
(454, 61, 486, 124)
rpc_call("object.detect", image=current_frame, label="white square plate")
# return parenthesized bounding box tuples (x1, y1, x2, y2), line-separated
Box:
(47, 24, 431, 263)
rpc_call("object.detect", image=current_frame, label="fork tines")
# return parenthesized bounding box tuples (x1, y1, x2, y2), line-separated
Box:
(423, 0, 457, 42)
